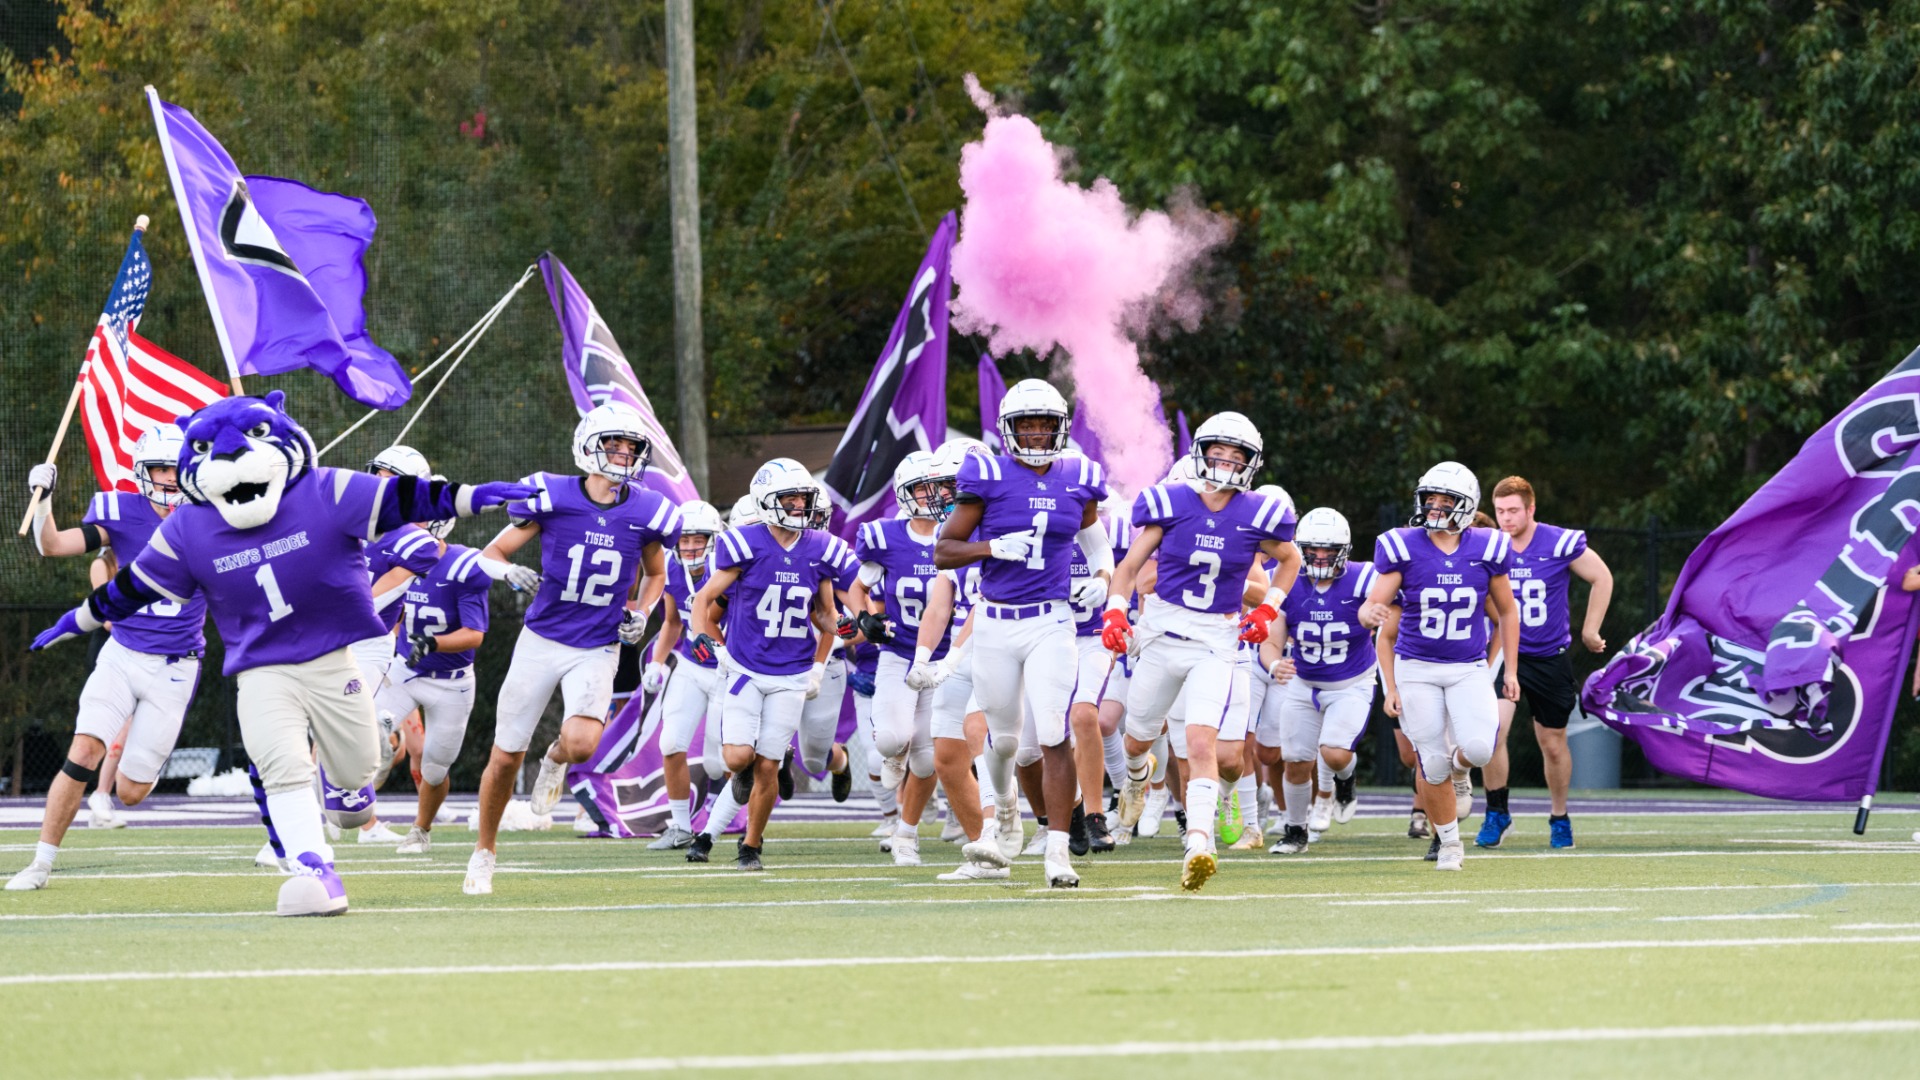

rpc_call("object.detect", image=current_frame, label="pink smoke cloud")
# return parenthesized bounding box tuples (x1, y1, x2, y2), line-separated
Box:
(950, 74, 1232, 493)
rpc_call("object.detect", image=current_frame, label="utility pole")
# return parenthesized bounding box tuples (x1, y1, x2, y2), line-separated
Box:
(666, 0, 708, 494)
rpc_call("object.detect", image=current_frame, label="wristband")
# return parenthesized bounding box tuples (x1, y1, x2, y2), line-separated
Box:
(913, 645, 932, 665)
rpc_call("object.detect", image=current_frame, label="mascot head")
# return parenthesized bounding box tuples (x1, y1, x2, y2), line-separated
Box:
(177, 390, 318, 529)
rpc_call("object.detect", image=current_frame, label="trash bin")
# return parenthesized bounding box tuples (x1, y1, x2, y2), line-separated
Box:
(1567, 708, 1622, 790)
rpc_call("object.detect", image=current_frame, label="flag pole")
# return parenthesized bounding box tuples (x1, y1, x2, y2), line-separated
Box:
(388, 266, 537, 446)
(147, 85, 244, 394)
(19, 215, 150, 537)
(315, 265, 536, 460)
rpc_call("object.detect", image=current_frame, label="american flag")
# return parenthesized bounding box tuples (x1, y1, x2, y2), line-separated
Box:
(79, 228, 227, 492)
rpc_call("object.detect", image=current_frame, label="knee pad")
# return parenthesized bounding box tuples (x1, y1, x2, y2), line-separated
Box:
(1014, 745, 1044, 768)
(325, 804, 376, 830)
(1457, 736, 1495, 769)
(908, 745, 936, 779)
(873, 727, 911, 761)
(1418, 749, 1453, 786)
(420, 761, 451, 788)
(801, 747, 830, 775)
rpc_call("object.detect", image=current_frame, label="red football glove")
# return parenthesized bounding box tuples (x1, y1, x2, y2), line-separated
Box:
(1101, 608, 1133, 654)
(1238, 602, 1280, 644)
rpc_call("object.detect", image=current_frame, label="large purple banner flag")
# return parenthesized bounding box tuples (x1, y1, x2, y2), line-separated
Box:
(539, 252, 698, 502)
(824, 213, 954, 538)
(1581, 349, 1920, 802)
(146, 88, 410, 409)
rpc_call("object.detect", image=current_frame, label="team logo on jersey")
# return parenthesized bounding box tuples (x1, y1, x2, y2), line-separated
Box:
(1206, 518, 1217, 528)
(344, 679, 364, 696)
(598, 516, 608, 526)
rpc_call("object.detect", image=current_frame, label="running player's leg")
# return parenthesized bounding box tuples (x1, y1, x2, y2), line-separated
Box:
(1522, 651, 1578, 844)
(872, 652, 921, 791)
(1069, 637, 1114, 850)
(1478, 660, 1520, 845)
(1272, 678, 1322, 853)
(1316, 676, 1373, 831)
(529, 642, 619, 811)
(89, 718, 131, 827)
(741, 681, 806, 862)
(479, 626, 568, 856)
(654, 662, 712, 846)
(1399, 658, 1468, 867)
(797, 656, 851, 780)
(1119, 643, 1182, 826)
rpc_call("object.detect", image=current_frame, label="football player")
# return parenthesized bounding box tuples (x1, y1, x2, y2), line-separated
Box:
(1478, 476, 1613, 850)
(466, 402, 679, 895)
(8, 427, 206, 891)
(688, 458, 849, 870)
(932, 380, 1112, 888)
(1360, 463, 1519, 871)
(642, 499, 725, 850)
(1259, 507, 1379, 855)
(1106, 412, 1299, 891)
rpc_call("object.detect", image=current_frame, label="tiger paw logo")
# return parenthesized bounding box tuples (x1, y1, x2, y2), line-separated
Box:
(344, 679, 364, 696)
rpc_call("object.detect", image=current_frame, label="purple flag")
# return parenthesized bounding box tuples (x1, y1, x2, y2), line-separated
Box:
(539, 252, 697, 502)
(1175, 409, 1192, 459)
(1581, 349, 1920, 801)
(146, 88, 409, 409)
(824, 213, 954, 538)
(978, 352, 1008, 450)
(567, 675, 744, 837)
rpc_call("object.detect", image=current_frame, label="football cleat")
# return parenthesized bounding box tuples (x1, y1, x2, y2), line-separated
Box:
(529, 750, 569, 816)
(960, 834, 1012, 870)
(939, 809, 965, 843)
(730, 767, 756, 806)
(1068, 803, 1091, 857)
(995, 800, 1024, 861)
(685, 833, 715, 863)
(254, 843, 293, 873)
(1550, 815, 1575, 849)
(893, 832, 923, 867)
(869, 819, 896, 839)
(1138, 788, 1170, 838)
(1021, 830, 1050, 858)
(1475, 810, 1513, 849)
(1332, 775, 1359, 823)
(87, 790, 125, 829)
(1044, 851, 1079, 888)
(1436, 839, 1465, 871)
(4, 861, 52, 891)
(462, 849, 495, 895)
(1216, 790, 1245, 847)
(1269, 824, 1310, 855)
(1423, 835, 1441, 862)
(277, 854, 349, 917)
(1180, 838, 1218, 892)
(395, 826, 432, 855)
(1113, 824, 1133, 846)
(648, 826, 696, 850)
(1117, 758, 1152, 827)
(937, 861, 1010, 882)
(879, 753, 909, 793)
(1451, 769, 1474, 821)
(1408, 809, 1430, 839)
(1230, 827, 1264, 851)
(1307, 795, 1334, 834)
(831, 761, 853, 803)
(1086, 812, 1115, 853)
(735, 842, 764, 871)
(358, 821, 403, 844)
(778, 752, 795, 802)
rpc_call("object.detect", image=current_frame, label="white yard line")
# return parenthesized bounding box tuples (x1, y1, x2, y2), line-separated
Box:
(187, 1019, 1920, 1079)
(1834, 923, 1920, 930)
(9, 935, 1920, 988)
(1326, 899, 1471, 906)
(1653, 913, 1808, 922)
(1485, 907, 1632, 913)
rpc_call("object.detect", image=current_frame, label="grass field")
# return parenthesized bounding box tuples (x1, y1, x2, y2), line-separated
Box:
(3, 790, 1919, 1079)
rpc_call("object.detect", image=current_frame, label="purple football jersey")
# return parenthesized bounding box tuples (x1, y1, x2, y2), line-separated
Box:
(711, 524, 850, 676)
(1068, 512, 1132, 636)
(662, 556, 717, 669)
(1374, 526, 1513, 665)
(513, 472, 682, 649)
(1281, 562, 1380, 682)
(364, 523, 442, 632)
(1132, 483, 1294, 615)
(856, 518, 949, 660)
(1507, 523, 1589, 656)
(132, 468, 393, 675)
(394, 544, 493, 671)
(955, 453, 1108, 605)
(82, 492, 207, 656)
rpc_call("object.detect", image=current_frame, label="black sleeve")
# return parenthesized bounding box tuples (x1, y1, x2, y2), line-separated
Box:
(79, 523, 103, 552)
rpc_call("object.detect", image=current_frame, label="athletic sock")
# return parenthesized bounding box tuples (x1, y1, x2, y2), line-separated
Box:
(1233, 774, 1257, 821)
(1487, 786, 1511, 814)
(1046, 828, 1070, 858)
(1185, 778, 1219, 843)
(35, 841, 58, 867)
(1336, 756, 1357, 780)
(1283, 779, 1312, 828)
(981, 747, 1015, 802)
(669, 798, 692, 832)
(1125, 752, 1151, 781)
(1436, 821, 1460, 845)
(874, 784, 900, 819)
(703, 782, 743, 840)
(265, 788, 328, 863)
(1549, 813, 1569, 823)
(1149, 734, 1170, 783)
(895, 819, 918, 837)
(1104, 730, 1128, 792)
(975, 752, 1000, 806)
(1316, 757, 1336, 791)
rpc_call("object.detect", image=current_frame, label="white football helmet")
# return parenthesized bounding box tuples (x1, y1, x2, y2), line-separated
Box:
(893, 450, 944, 519)
(677, 499, 723, 568)
(131, 423, 187, 507)
(997, 379, 1071, 465)
(1165, 455, 1199, 487)
(1413, 461, 1480, 532)
(424, 474, 457, 539)
(366, 444, 431, 480)
(1295, 507, 1351, 581)
(807, 478, 833, 530)
(1189, 412, 1263, 492)
(750, 457, 818, 530)
(729, 493, 762, 528)
(930, 437, 989, 521)
(573, 402, 652, 482)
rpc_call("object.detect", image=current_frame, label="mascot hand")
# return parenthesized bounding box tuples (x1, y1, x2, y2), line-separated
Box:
(32, 608, 94, 651)
(467, 481, 542, 514)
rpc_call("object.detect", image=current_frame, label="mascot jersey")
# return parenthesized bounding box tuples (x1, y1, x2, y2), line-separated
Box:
(135, 468, 405, 675)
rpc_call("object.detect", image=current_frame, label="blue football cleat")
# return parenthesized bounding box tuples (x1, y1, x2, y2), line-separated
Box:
(1475, 809, 1512, 848)
(1549, 815, 1575, 849)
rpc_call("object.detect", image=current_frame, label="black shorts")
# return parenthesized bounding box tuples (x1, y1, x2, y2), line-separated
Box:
(1495, 650, 1577, 729)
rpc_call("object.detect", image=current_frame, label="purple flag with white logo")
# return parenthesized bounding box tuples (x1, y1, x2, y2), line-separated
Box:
(824, 213, 954, 539)
(146, 88, 410, 409)
(540, 252, 698, 502)
(1581, 348, 1920, 802)
(978, 352, 1008, 450)
(567, 670, 744, 837)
